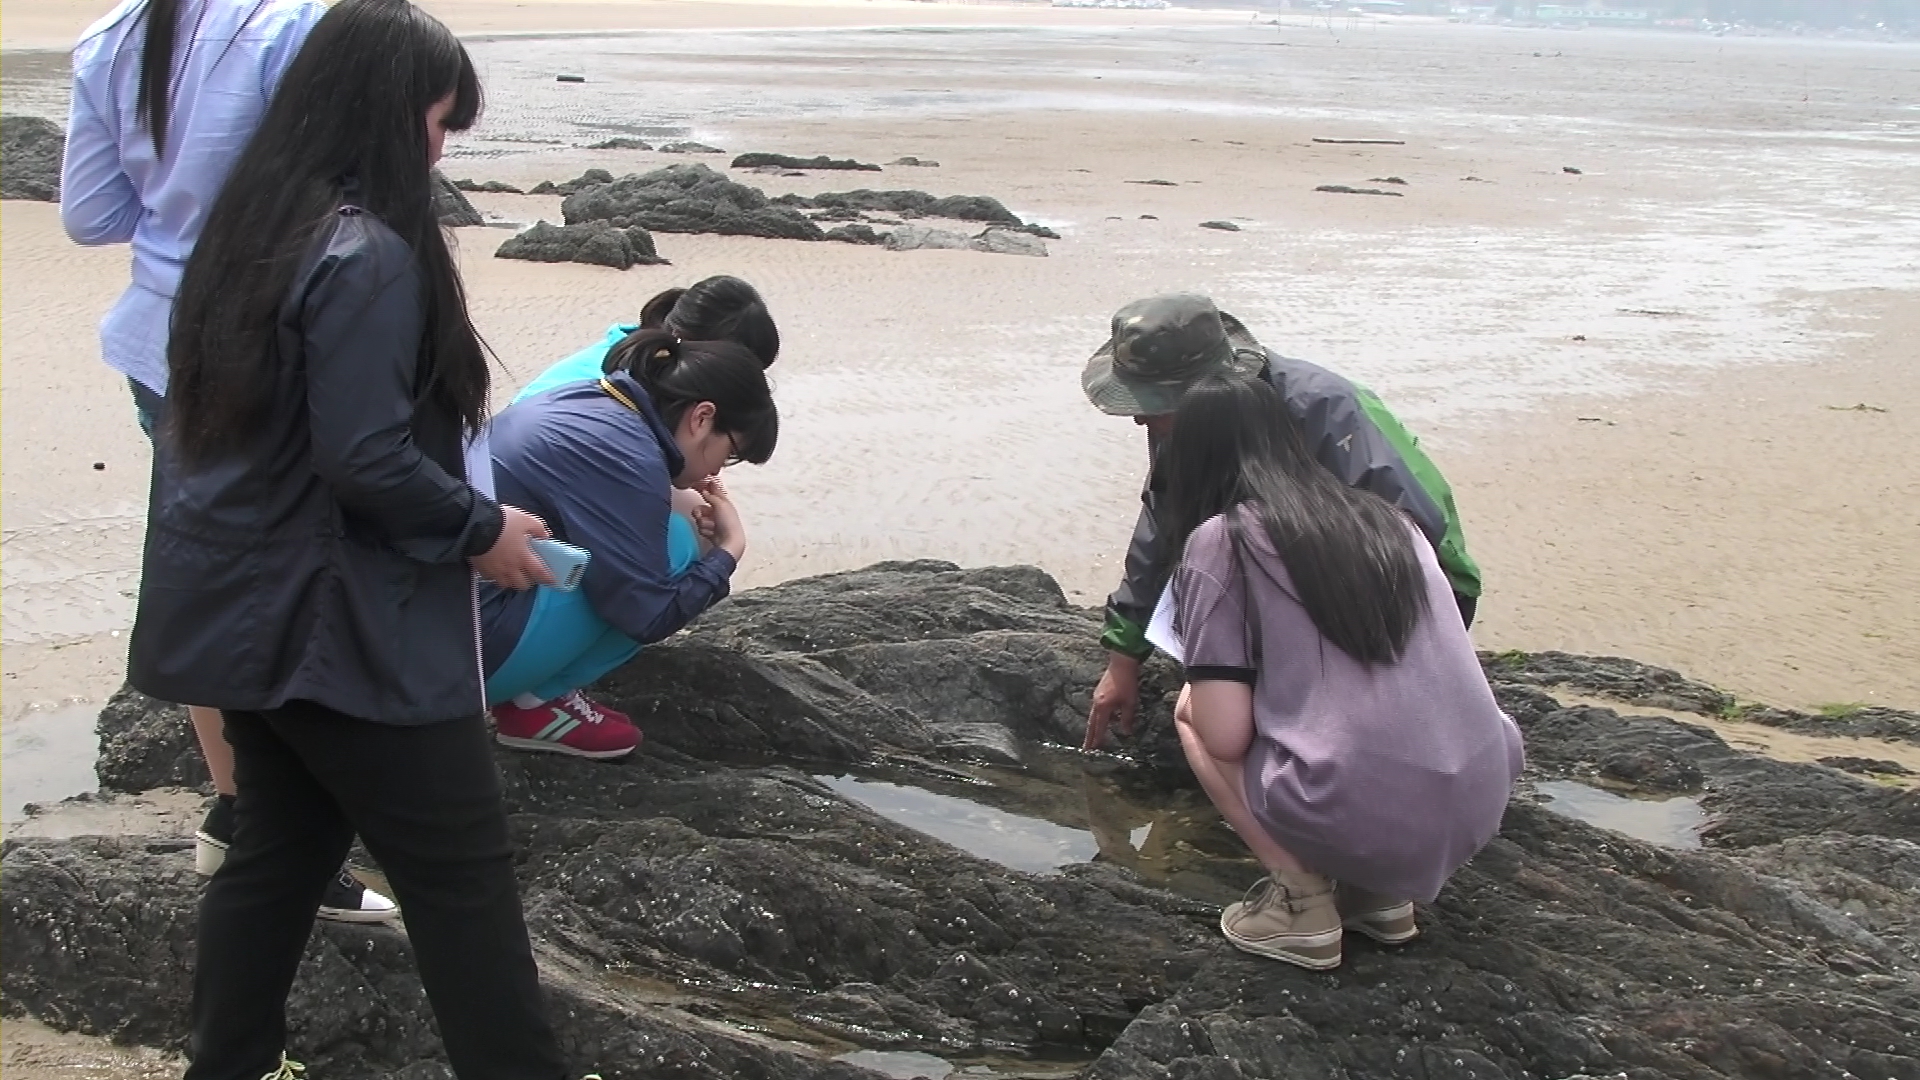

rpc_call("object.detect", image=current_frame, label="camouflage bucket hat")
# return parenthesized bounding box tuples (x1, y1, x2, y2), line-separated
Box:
(1081, 294, 1268, 416)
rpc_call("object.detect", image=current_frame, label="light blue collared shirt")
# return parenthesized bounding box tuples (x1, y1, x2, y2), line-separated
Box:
(62, 0, 325, 395)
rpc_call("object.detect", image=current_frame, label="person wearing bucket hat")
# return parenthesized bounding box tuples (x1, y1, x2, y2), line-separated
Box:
(1080, 294, 1482, 750)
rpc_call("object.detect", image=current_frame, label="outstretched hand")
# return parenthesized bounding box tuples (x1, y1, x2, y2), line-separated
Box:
(1083, 653, 1144, 750)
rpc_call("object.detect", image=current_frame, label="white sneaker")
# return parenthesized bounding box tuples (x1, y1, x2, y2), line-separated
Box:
(318, 867, 399, 924)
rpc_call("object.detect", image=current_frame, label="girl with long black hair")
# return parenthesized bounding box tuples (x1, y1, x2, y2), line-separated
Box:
(1158, 375, 1522, 972)
(61, 0, 399, 921)
(128, 1, 575, 1075)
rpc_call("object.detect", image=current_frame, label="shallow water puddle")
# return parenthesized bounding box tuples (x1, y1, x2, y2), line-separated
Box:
(1535, 779, 1706, 849)
(834, 1050, 953, 1079)
(816, 752, 1261, 905)
(817, 775, 1098, 875)
(1, 703, 102, 823)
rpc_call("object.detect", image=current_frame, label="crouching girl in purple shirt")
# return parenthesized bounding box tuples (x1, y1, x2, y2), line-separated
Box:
(1160, 374, 1523, 970)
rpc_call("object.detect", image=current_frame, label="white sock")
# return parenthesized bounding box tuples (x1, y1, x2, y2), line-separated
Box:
(512, 692, 545, 709)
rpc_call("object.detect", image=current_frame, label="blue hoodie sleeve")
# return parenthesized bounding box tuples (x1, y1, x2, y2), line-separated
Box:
(511, 415, 736, 644)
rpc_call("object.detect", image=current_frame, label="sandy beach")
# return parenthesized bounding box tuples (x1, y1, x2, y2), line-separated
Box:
(3, 0, 1919, 1072)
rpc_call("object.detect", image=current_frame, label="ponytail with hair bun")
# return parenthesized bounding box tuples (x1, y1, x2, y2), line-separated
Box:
(604, 328, 779, 465)
(637, 287, 686, 332)
(634, 276, 780, 369)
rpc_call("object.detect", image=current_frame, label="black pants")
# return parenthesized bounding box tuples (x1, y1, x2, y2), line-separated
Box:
(187, 702, 566, 1080)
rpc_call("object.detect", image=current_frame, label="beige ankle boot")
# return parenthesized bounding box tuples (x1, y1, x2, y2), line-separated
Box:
(1335, 881, 1418, 944)
(1219, 869, 1342, 970)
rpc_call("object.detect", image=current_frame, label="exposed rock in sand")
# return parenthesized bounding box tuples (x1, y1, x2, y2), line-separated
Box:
(559, 164, 824, 241)
(429, 170, 483, 226)
(776, 189, 1024, 227)
(732, 153, 881, 172)
(967, 227, 1049, 257)
(658, 141, 726, 155)
(0, 116, 62, 201)
(529, 168, 615, 198)
(882, 225, 971, 252)
(1315, 184, 1405, 197)
(494, 220, 668, 270)
(1198, 220, 1240, 231)
(7, 563, 1917, 1079)
(453, 178, 525, 195)
(889, 157, 940, 168)
(823, 223, 885, 246)
(586, 137, 652, 151)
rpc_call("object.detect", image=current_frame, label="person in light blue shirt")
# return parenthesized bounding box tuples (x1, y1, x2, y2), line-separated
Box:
(58, 0, 397, 926)
(63, 0, 325, 405)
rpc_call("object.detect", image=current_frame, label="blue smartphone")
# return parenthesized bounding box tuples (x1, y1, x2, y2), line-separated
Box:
(529, 538, 590, 591)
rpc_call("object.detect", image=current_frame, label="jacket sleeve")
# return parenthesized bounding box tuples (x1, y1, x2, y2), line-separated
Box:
(59, 76, 142, 246)
(518, 421, 736, 645)
(1292, 382, 1452, 565)
(302, 228, 501, 563)
(1101, 458, 1165, 660)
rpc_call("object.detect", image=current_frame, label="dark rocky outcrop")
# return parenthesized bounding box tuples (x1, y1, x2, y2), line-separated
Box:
(559, 164, 824, 241)
(659, 141, 726, 155)
(453, 178, 525, 194)
(1314, 184, 1405, 197)
(1198, 220, 1240, 232)
(1484, 649, 1920, 745)
(824, 224, 885, 246)
(732, 153, 881, 172)
(2, 115, 65, 201)
(889, 157, 940, 168)
(8, 564, 1918, 1079)
(430, 170, 483, 226)
(587, 137, 652, 151)
(775, 189, 1024, 227)
(494, 220, 667, 269)
(529, 168, 615, 198)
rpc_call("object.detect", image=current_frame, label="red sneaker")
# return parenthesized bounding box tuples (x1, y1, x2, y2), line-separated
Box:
(492, 694, 640, 760)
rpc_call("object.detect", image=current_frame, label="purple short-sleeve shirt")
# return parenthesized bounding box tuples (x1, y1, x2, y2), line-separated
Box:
(1174, 510, 1523, 902)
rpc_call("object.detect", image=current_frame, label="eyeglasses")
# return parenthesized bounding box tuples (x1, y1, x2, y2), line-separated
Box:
(724, 431, 744, 467)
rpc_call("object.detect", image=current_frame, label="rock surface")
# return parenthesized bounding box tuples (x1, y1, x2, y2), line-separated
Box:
(454, 178, 525, 194)
(777, 189, 1024, 226)
(1315, 184, 1405, 197)
(8, 564, 1918, 1080)
(1, 115, 64, 201)
(587, 137, 652, 150)
(559, 164, 825, 241)
(494, 220, 667, 269)
(430, 169, 484, 226)
(530, 168, 616, 198)
(889, 157, 940, 168)
(732, 153, 881, 172)
(659, 141, 726, 155)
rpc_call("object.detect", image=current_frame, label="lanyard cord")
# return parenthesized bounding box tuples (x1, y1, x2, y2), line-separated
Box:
(599, 377, 641, 415)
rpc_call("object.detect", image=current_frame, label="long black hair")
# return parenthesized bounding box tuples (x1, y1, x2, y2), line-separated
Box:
(135, 0, 181, 153)
(631, 275, 781, 368)
(607, 329, 778, 465)
(1159, 375, 1429, 667)
(166, 0, 485, 464)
